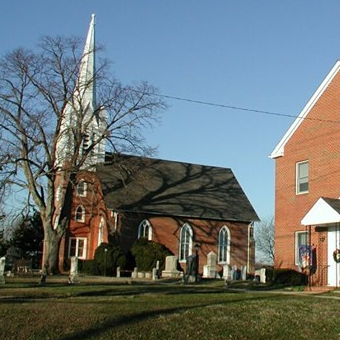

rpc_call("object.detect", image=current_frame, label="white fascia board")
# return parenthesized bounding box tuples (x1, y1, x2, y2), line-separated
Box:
(270, 60, 340, 159)
(301, 197, 340, 226)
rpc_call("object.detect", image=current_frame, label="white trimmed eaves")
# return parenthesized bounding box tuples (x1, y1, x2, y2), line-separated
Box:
(270, 60, 340, 159)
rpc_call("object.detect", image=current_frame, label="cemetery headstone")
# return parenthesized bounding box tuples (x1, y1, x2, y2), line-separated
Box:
(0, 257, 6, 284)
(131, 267, 138, 279)
(203, 251, 217, 278)
(162, 256, 181, 278)
(68, 256, 78, 284)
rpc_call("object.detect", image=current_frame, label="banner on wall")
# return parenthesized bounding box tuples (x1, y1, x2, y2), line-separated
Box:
(299, 245, 312, 270)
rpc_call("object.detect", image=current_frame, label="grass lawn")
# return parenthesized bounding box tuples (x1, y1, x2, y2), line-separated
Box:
(0, 279, 340, 340)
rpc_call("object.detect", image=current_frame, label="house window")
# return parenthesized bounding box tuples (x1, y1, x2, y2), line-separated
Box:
(218, 226, 231, 263)
(76, 181, 87, 197)
(296, 161, 309, 194)
(69, 237, 87, 259)
(138, 219, 153, 240)
(295, 231, 308, 265)
(179, 223, 193, 262)
(75, 205, 85, 222)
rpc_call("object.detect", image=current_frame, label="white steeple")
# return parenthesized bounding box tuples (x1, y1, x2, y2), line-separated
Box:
(55, 14, 106, 169)
(78, 13, 96, 113)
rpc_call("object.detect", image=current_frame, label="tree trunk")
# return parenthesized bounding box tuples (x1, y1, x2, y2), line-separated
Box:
(42, 227, 62, 275)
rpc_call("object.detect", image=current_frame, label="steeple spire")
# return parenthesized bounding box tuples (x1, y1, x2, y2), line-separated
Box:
(55, 14, 106, 169)
(78, 13, 96, 111)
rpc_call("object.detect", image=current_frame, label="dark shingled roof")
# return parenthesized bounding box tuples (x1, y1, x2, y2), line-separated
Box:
(96, 154, 259, 222)
(322, 197, 340, 214)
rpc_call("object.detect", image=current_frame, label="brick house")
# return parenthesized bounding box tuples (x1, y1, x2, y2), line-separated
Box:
(60, 153, 259, 276)
(56, 15, 259, 277)
(271, 61, 340, 286)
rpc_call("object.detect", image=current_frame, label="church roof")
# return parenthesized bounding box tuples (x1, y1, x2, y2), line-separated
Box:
(96, 154, 259, 222)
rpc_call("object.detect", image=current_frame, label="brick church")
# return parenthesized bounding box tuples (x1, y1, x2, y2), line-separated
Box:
(57, 15, 259, 277)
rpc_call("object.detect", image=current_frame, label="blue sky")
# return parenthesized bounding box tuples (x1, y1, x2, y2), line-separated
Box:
(2, 1, 340, 220)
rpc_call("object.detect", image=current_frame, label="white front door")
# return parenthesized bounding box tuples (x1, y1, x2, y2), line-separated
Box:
(327, 226, 340, 287)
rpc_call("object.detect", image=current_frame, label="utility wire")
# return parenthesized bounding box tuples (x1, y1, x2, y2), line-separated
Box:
(155, 93, 340, 124)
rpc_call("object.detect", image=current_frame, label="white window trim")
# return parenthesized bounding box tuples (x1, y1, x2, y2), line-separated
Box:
(218, 225, 231, 264)
(75, 205, 85, 223)
(138, 219, 153, 240)
(179, 223, 193, 263)
(68, 237, 87, 259)
(296, 160, 309, 195)
(76, 180, 87, 197)
(295, 231, 308, 265)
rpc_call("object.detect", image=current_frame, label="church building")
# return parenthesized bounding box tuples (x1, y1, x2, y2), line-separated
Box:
(56, 15, 259, 277)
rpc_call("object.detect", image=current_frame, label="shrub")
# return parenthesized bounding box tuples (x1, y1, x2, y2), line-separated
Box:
(266, 268, 308, 286)
(94, 243, 126, 276)
(130, 238, 173, 272)
(78, 260, 98, 275)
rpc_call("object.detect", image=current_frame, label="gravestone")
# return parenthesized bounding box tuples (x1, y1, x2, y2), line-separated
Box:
(241, 265, 247, 280)
(116, 266, 121, 278)
(162, 256, 181, 278)
(231, 265, 238, 280)
(223, 264, 231, 280)
(260, 268, 266, 283)
(137, 271, 145, 278)
(131, 267, 138, 279)
(203, 251, 218, 278)
(68, 256, 78, 284)
(0, 257, 5, 284)
(254, 268, 266, 283)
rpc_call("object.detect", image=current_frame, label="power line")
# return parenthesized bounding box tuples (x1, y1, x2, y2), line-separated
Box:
(155, 93, 340, 124)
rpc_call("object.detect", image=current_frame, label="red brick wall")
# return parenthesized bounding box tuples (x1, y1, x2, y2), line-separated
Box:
(274, 69, 340, 284)
(62, 172, 255, 276)
(60, 171, 110, 268)
(118, 214, 254, 275)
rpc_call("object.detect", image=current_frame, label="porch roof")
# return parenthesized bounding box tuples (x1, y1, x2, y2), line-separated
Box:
(301, 197, 340, 226)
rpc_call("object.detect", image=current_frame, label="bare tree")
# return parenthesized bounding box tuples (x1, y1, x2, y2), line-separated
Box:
(255, 217, 275, 265)
(0, 32, 166, 274)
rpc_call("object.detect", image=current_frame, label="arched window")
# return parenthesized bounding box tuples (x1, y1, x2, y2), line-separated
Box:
(75, 205, 85, 223)
(248, 223, 254, 240)
(76, 180, 87, 197)
(98, 217, 105, 246)
(179, 223, 193, 262)
(138, 219, 153, 240)
(218, 226, 230, 264)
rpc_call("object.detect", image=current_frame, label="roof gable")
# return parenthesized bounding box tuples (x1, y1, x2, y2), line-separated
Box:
(270, 60, 340, 159)
(96, 154, 259, 222)
(301, 197, 340, 226)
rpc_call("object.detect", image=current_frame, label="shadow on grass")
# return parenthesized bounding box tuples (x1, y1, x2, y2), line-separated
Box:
(0, 283, 242, 304)
(0, 278, 294, 303)
(59, 294, 281, 340)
